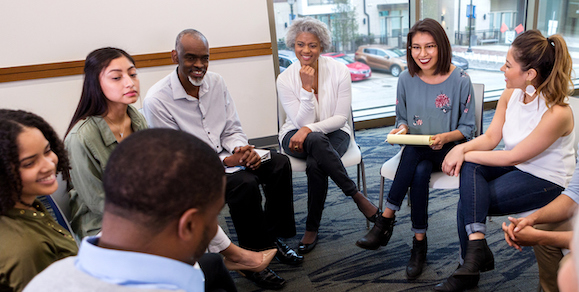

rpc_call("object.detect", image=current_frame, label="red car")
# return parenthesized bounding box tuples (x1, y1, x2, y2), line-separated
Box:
(322, 52, 372, 81)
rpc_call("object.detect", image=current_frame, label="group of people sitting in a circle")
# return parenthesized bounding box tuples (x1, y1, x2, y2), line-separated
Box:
(1, 16, 578, 292)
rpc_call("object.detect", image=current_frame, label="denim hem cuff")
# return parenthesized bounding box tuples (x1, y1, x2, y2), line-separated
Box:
(465, 222, 486, 236)
(385, 201, 401, 212)
(411, 227, 427, 234)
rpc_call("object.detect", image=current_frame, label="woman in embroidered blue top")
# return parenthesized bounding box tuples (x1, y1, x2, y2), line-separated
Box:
(356, 18, 476, 280)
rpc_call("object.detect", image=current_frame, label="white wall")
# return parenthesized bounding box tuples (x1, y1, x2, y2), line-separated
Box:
(0, 0, 278, 140)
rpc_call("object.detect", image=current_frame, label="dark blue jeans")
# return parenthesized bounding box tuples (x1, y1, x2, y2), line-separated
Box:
(282, 129, 357, 232)
(386, 144, 454, 233)
(457, 162, 563, 258)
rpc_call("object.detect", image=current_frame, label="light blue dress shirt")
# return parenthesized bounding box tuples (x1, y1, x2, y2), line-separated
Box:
(75, 237, 204, 292)
(562, 154, 579, 204)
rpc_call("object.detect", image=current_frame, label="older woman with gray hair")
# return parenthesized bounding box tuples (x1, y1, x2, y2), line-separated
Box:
(277, 17, 379, 255)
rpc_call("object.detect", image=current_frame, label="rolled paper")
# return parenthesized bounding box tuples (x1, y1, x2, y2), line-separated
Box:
(386, 134, 433, 145)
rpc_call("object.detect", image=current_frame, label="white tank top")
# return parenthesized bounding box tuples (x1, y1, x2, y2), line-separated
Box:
(502, 89, 575, 188)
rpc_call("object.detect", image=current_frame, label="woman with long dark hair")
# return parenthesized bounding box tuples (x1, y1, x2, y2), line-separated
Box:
(356, 18, 475, 280)
(65, 47, 147, 239)
(65, 47, 276, 286)
(436, 30, 575, 291)
(0, 109, 78, 292)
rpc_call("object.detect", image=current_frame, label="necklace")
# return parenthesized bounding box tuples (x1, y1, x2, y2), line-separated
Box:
(19, 199, 35, 208)
(105, 115, 127, 138)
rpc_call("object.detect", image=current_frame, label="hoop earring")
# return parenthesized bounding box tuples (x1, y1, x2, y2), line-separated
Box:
(525, 80, 536, 96)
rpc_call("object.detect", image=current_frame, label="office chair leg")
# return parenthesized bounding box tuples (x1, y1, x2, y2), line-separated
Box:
(357, 164, 361, 191)
(379, 177, 385, 213)
(359, 159, 369, 229)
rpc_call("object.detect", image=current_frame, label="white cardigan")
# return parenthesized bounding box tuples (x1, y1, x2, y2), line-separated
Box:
(277, 56, 352, 141)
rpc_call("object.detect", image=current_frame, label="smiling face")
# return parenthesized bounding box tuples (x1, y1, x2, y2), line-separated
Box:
(294, 32, 321, 68)
(174, 34, 209, 87)
(500, 47, 530, 90)
(18, 127, 58, 201)
(99, 56, 140, 106)
(410, 32, 438, 74)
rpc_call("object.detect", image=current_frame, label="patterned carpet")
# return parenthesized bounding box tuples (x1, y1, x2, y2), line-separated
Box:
(220, 109, 541, 292)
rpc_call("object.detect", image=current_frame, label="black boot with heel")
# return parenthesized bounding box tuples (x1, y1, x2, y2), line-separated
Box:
(434, 239, 494, 291)
(454, 239, 494, 276)
(406, 236, 427, 280)
(355, 214, 395, 250)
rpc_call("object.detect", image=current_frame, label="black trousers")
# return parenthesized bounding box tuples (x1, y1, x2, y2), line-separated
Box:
(198, 253, 237, 292)
(282, 130, 357, 232)
(225, 151, 296, 250)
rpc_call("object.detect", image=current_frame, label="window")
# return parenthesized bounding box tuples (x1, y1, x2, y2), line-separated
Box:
(420, 0, 527, 101)
(273, 0, 411, 121)
(536, 0, 579, 87)
(273, 0, 572, 122)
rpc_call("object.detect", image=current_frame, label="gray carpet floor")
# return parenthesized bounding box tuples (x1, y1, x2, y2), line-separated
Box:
(220, 109, 541, 291)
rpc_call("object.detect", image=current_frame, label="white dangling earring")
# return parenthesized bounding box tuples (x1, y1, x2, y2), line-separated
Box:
(525, 81, 536, 96)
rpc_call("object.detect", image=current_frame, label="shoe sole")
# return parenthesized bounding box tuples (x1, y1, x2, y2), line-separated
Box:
(453, 260, 495, 276)
(355, 241, 381, 250)
(405, 269, 423, 280)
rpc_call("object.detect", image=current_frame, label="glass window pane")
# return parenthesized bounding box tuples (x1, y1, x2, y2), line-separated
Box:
(419, 0, 527, 102)
(537, 0, 579, 87)
(273, 0, 411, 121)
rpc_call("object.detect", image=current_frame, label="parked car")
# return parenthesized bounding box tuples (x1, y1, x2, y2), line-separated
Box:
(354, 45, 407, 77)
(278, 50, 298, 73)
(322, 52, 372, 81)
(451, 54, 469, 70)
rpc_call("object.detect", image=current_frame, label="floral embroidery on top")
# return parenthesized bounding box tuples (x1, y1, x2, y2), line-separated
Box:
(463, 94, 471, 113)
(413, 115, 423, 126)
(435, 93, 451, 113)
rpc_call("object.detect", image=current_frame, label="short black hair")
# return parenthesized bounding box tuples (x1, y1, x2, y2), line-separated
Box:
(406, 18, 452, 76)
(0, 109, 70, 215)
(103, 128, 224, 231)
(175, 29, 208, 55)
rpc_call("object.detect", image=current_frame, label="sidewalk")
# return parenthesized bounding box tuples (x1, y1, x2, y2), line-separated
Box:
(453, 45, 507, 71)
(453, 44, 579, 71)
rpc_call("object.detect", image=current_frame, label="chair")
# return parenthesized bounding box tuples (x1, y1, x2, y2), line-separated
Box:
(47, 174, 76, 239)
(378, 83, 485, 209)
(278, 106, 369, 228)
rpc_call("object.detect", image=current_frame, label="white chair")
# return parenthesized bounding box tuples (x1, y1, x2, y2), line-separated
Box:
(378, 83, 485, 209)
(278, 106, 369, 227)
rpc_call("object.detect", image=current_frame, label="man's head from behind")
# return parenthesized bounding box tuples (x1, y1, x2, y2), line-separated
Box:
(103, 128, 224, 262)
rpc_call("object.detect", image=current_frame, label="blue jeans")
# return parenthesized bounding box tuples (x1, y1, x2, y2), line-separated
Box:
(457, 162, 563, 258)
(386, 144, 454, 233)
(282, 129, 356, 231)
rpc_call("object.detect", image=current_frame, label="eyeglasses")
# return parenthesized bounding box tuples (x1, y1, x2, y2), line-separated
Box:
(410, 44, 438, 54)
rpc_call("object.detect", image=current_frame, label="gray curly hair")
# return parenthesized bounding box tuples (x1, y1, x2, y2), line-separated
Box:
(285, 17, 332, 52)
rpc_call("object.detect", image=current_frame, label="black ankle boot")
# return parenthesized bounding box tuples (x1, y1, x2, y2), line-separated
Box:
(433, 239, 493, 292)
(454, 239, 494, 276)
(406, 236, 427, 280)
(355, 215, 395, 250)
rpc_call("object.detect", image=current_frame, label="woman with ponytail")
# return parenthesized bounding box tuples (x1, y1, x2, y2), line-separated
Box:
(435, 30, 575, 291)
